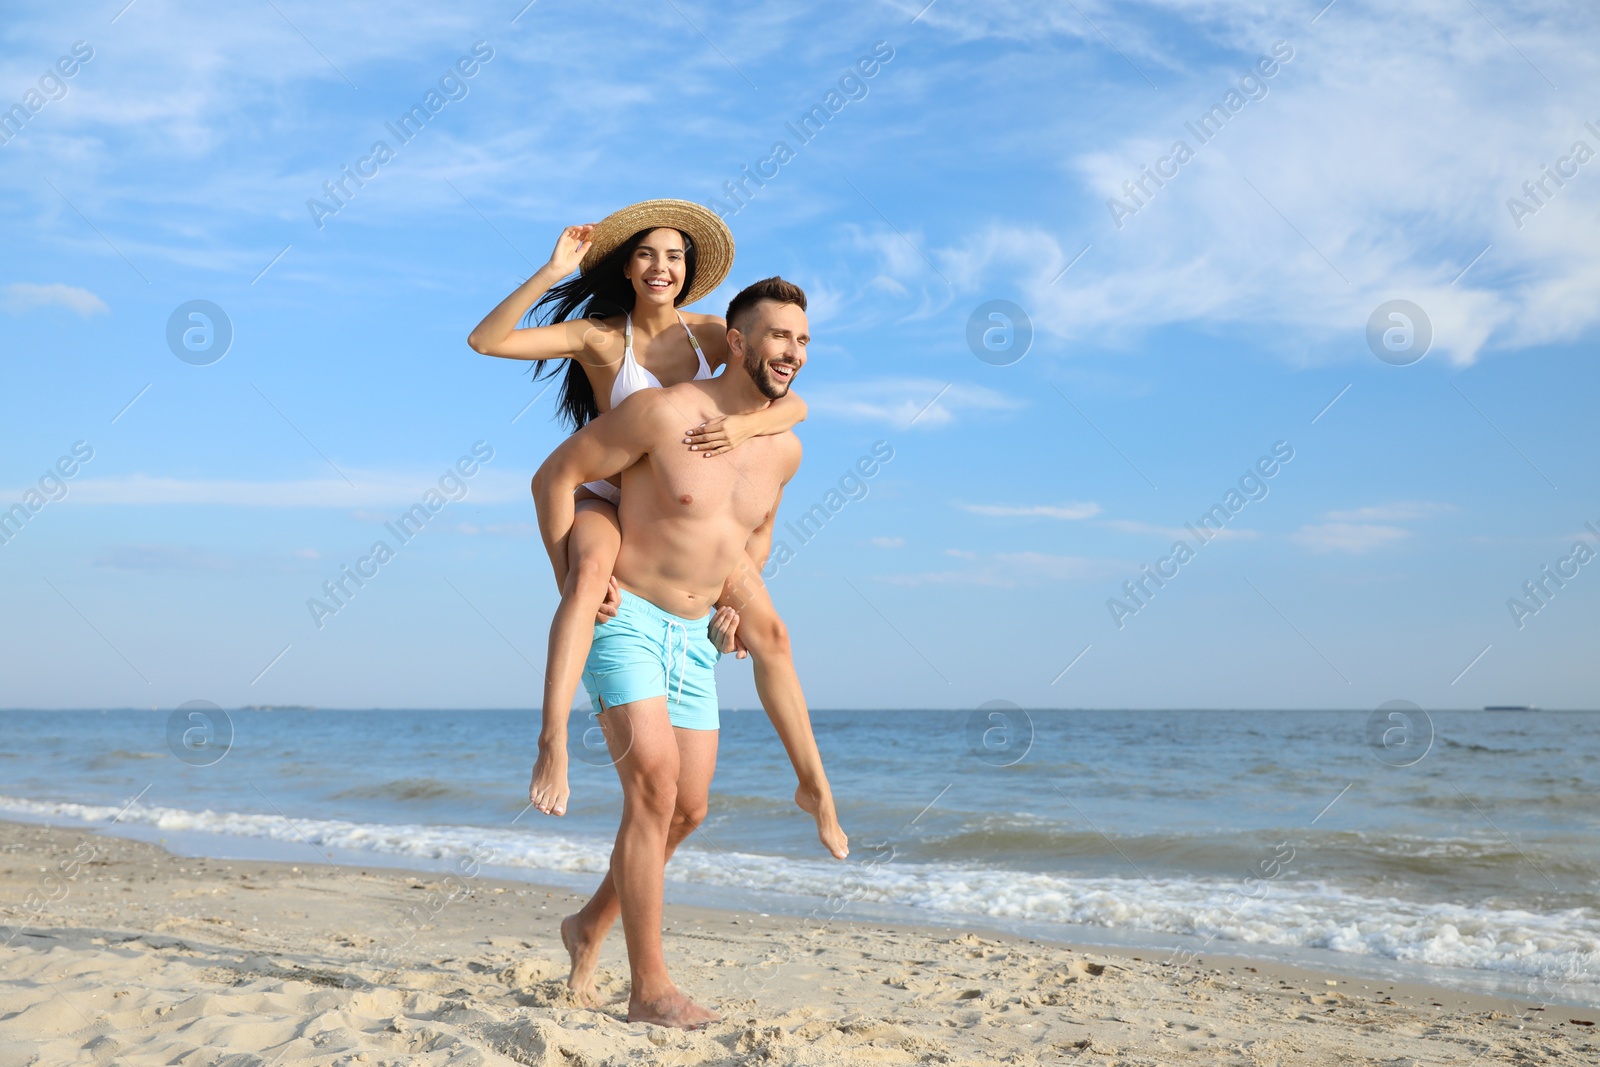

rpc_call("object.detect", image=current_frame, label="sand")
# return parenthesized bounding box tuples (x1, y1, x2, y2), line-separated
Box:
(0, 819, 1594, 1066)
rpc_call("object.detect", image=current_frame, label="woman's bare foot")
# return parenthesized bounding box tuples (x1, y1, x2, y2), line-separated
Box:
(529, 746, 570, 816)
(560, 913, 606, 1007)
(627, 987, 720, 1029)
(796, 782, 849, 859)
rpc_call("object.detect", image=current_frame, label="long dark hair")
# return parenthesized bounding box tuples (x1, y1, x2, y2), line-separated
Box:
(527, 227, 699, 431)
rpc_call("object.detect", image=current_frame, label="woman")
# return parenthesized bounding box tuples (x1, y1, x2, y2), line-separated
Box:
(467, 200, 847, 865)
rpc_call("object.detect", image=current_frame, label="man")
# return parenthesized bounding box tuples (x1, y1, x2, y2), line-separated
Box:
(529, 277, 820, 1029)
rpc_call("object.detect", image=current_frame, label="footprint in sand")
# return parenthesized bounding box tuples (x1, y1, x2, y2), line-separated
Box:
(500, 958, 627, 1010)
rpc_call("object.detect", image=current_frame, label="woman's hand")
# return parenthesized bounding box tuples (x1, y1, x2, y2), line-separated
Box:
(546, 224, 595, 278)
(708, 606, 748, 658)
(684, 412, 758, 458)
(466, 232, 593, 358)
(595, 575, 621, 624)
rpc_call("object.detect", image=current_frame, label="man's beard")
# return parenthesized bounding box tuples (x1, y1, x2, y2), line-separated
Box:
(745, 351, 798, 401)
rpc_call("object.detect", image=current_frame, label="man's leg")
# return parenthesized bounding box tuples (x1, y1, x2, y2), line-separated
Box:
(720, 552, 849, 859)
(562, 724, 719, 1006)
(568, 696, 717, 1027)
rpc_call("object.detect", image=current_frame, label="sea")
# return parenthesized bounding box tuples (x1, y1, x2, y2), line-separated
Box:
(1, 707, 1595, 1007)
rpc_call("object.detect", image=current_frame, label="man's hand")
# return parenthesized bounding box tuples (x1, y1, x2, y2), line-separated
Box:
(595, 575, 621, 624)
(529, 744, 570, 816)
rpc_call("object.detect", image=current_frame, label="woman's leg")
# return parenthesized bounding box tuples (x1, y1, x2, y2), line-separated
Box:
(529, 498, 621, 817)
(719, 552, 849, 859)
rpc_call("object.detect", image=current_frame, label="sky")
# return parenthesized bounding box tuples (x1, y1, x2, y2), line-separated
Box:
(1, 0, 1597, 712)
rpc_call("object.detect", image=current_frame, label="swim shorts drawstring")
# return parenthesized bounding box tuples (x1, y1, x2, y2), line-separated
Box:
(662, 619, 688, 708)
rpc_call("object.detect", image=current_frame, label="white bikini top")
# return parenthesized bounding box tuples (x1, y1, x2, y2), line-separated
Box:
(609, 311, 713, 410)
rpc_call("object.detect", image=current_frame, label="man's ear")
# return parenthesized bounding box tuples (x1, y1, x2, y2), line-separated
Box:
(726, 326, 744, 360)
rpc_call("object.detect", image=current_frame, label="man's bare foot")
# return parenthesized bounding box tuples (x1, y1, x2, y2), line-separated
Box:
(560, 913, 605, 1007)
(627, 987, 720, 1029)
(796, 782, 849, 859)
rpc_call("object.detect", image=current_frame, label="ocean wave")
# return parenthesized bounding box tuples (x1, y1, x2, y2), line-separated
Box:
(866, 822, 1594, 885)
(331, 777, 477, 803)
(1408, 790, 1600, 815)
(2, 793, 1596, 989)
(84, 749, 165, 769)
(1321, 830, 1594, 876)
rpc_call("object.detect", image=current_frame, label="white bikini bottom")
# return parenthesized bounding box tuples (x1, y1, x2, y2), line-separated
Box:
(579, 479, 621, 505)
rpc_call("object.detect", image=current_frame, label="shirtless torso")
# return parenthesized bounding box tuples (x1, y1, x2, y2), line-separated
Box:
(611, 381, 800, 618)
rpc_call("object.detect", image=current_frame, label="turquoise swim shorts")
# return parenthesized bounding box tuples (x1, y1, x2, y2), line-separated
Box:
(580, 589, 721, 731)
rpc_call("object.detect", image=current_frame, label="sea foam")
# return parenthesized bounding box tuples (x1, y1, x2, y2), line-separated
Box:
(2, 792, 1594, 991)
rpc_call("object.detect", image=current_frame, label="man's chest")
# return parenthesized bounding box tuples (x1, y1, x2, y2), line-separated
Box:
(642, 439, 788, 528)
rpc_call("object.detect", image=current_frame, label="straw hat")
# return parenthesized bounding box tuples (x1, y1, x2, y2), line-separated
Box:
(579, 199, 734, 306)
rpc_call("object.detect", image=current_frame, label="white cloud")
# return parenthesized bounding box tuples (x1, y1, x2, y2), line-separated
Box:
(1100, 517, 1256, 541)
(870, 536, 905, 548)
(1100, 518, 1191, 539)
(2, 283, 108, 317)
(960, 502, 1101, 520)
(456, 521, 540, 537)
(9, 0, 1595, 377)
(805, 377, 1024, 429)
(891, 0, 1155, 56)
(900, 3, 1600, 365)
(1323, 502, 1454, 523)
(32, 470, 529, 507)
(0, 5, 766, 277)
(1291, 500, 1452, 552)
(94, 545, 234, 571)
(878, 550, 1111, 586)
(1290, 522, 1411, 554)
(997, 551, 1106, 580)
